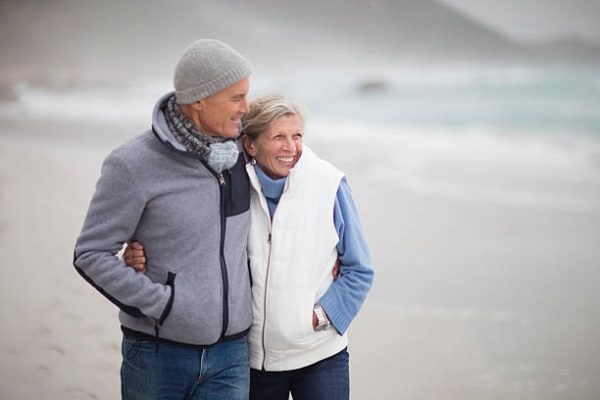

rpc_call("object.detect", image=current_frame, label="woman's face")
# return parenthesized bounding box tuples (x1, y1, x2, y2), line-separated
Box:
(244, 114, 303, 179)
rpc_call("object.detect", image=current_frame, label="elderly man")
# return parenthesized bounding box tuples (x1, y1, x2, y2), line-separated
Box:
(74, 39, 253, 400)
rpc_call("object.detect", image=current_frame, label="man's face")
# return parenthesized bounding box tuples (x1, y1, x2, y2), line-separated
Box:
(194, 77, 250, 138)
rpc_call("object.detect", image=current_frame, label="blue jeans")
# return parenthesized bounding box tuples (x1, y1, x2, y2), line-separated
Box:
(249, 348, 349, 400)
(120, 333, 249, 400)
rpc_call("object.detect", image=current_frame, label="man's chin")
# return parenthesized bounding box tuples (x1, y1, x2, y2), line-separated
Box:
(209, 129, 239, 139)
(227, 128, 242, 138)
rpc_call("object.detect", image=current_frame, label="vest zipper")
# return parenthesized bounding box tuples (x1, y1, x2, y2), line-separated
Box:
(261, 228, 273, 370)
(249, 166, 283, 370)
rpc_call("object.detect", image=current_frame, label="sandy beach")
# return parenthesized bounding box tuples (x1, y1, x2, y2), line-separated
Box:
(1, 116, 599, 399)
(0, 123, 123, 399)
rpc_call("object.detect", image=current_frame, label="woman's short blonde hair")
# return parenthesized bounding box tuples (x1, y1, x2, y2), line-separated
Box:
(241, 95, 305, 141)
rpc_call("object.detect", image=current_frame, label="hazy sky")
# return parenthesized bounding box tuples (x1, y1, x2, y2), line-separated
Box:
(438, 0, 600, 43)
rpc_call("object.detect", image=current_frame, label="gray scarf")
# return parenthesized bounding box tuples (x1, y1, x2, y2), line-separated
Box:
(164, 95, 239, 173)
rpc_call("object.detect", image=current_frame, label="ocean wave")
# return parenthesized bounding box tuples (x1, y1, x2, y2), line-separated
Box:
(2, 63, 599, 132)
(0, 81, 169, 123)
(310, 119, 600, 215)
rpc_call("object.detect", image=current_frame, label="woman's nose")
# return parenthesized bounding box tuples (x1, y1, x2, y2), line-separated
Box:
(282, 137, 294, 151)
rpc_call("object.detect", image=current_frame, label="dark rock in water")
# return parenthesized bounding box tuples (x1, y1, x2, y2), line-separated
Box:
(356, 80, 389, 93)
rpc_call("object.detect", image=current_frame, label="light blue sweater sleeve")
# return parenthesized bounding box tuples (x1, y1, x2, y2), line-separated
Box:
(318, 177, 374, 335)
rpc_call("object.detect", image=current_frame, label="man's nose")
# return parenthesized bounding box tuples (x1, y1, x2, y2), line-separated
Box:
(240, 98, 250, 114)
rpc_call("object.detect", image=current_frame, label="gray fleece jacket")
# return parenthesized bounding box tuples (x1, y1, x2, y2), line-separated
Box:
(74, 92, 252, 346)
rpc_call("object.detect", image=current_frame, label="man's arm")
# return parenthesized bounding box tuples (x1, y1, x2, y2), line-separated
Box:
(74, 151, 173, 322)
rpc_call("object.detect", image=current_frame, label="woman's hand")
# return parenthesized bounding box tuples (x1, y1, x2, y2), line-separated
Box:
(310, 259, 341, 330)
(123, 241, 146, 273)
(332, 258, 341, 280)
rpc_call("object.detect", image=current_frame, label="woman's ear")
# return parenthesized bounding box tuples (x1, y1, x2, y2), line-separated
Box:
(243, 135, 256, 157)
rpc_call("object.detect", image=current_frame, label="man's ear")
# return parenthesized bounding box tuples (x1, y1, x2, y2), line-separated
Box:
(243, 135, 256, 157)
(189, 100, 204, 112)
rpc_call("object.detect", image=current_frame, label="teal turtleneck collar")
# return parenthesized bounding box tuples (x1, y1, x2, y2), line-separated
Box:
(254, 163, 287, 218)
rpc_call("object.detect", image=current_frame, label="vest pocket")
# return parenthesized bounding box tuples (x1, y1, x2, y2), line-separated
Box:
(268, 290, 313, 350)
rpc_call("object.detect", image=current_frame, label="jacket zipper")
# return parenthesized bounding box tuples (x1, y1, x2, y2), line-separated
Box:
(199, 162, 230, 339)
(217, 172, 229, 338)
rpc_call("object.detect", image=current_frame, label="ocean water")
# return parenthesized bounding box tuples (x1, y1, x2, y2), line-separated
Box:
(304, 63, 600, 134)
(4, 63, 599, 131)
(287, 63, 600, 216)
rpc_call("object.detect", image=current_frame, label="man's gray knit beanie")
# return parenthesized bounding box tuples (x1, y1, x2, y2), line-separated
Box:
(174, 39, 252, 104)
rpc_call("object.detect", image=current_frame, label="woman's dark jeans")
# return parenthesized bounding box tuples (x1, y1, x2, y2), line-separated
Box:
(250, 347, 349, 400)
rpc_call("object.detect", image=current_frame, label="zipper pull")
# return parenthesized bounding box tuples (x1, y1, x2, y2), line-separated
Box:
(268, 233, 272, 243)
(218, 173, 226, 186)
(154, 319, 161, 353)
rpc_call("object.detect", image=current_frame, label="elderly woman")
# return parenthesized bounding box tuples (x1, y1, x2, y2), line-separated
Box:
(240, 95, 373, 400)
(125, 95, 373, 400)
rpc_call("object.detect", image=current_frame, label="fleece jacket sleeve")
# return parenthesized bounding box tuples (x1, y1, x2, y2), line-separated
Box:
(73, 151, 173, 322)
